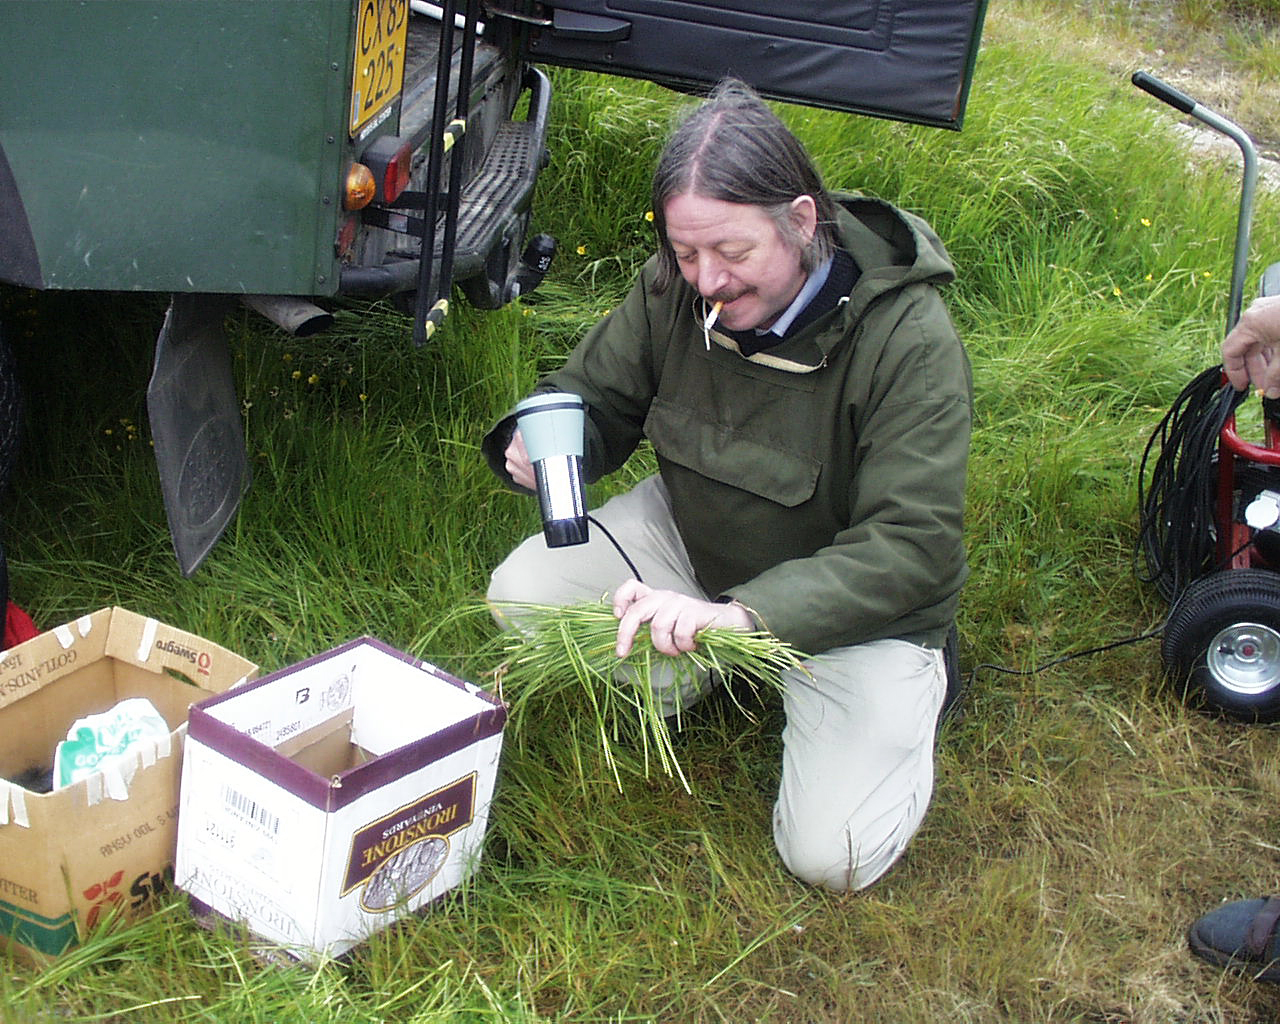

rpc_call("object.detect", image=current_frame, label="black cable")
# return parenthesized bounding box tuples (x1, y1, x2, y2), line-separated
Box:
(969, 528, 1254, 682)
(591, 502, 1172, 689)
(969, 382, 1266, 687)
(1213, 532, 1261, 575)
(587, 513, 645, 583)
(1135, 365, 1248, 601)
(965, 374, 1246, 686)
(970, 529, 1269, 685)
(968, 624, 1165, 682)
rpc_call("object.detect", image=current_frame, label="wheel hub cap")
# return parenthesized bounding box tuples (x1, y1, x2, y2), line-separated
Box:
(1208, 622, 1280, 695)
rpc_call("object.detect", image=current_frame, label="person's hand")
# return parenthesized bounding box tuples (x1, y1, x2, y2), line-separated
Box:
(1223, 294, 1280, 399)
(504, 428, 536, 490)
(612, 579, 754, 658)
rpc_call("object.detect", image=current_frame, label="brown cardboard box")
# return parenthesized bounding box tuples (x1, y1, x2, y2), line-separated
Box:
(0, 608, 256, 963)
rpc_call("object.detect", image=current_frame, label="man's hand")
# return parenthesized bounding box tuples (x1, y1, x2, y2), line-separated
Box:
(1223, 294, 1280, 399)
(504, 428, 536, 490)
(612, 579, 754, 658)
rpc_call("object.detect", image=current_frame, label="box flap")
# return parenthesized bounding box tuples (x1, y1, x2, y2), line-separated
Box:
(0, 608, 112, 712)
(188, 638, 506, 812)
(102, 607, 256, 695)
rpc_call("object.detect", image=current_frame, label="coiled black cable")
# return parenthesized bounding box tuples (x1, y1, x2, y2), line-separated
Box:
(1135, 365, 1248, 602)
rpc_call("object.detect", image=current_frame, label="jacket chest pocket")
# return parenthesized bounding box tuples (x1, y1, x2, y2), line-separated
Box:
(644, 397, 821, 508)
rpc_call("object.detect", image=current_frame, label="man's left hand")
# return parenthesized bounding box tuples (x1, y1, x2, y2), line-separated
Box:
(612, 580, 754, 658)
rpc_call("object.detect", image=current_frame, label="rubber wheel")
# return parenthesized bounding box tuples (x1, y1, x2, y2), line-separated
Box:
(1162, 569, 1280, 722)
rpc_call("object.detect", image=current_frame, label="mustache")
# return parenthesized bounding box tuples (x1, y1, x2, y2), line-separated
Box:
(707, 288, 752, 305)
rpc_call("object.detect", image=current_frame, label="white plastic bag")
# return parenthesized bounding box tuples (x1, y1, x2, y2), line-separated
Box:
(53, 697, 170, 799)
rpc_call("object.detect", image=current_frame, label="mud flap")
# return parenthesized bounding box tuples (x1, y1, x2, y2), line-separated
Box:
(147, 294, 249, 576)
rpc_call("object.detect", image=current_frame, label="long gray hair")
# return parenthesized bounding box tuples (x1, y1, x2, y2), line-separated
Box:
(650, 79, 840, 294)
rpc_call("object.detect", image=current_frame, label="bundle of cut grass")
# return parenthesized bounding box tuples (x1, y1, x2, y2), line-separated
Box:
(487, 600, 807, 793)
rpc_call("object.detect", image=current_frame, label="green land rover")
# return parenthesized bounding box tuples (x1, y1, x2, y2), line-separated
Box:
(0, 0, 987, 573)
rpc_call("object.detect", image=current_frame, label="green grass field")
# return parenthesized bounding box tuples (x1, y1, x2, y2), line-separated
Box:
(5, 2, 1280, 1021)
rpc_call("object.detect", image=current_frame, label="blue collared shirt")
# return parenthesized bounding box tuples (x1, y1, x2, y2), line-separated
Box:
(756, 255, 834, 338)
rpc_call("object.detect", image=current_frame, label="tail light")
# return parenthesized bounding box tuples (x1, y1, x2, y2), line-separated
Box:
(361, 135, 414, 204)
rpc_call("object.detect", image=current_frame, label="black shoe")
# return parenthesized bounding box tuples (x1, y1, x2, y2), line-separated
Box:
(1189, 896, 1280, 983)
(938, 623, 964, 731)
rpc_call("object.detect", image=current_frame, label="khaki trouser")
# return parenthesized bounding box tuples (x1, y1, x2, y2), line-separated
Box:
(488, 475, 945, 891)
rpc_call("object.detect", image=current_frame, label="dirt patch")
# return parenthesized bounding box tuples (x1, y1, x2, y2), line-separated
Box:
(1105, 7, 1280, 188)
(992, 2, 1280, 183)
(1067, 2, 1280, 145)
(1171, 121, 1280, 191)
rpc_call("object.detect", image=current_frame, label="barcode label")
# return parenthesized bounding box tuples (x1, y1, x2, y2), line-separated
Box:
(222, 785, 281, 837)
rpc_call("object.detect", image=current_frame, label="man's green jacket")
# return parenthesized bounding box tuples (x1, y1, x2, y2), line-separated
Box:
(486, 194, 972, 656)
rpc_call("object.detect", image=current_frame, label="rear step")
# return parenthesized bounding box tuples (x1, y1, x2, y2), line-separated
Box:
(342, 66, 552, 305)
(450, 118, 545, 277)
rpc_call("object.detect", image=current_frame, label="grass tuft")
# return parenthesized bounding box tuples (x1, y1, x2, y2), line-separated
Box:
(485, 600, 805, 793)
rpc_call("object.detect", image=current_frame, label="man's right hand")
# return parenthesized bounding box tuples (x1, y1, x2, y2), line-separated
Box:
(504, 428, 536, 490)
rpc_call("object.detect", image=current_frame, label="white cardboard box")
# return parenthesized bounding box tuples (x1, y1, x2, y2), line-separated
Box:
(174, 637, 507, 962)
(0, 607, 257, 964)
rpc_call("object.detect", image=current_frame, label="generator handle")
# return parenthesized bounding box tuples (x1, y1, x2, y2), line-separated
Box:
(1132, 70, 1258, 333)
(1131, 71, 1195, 114)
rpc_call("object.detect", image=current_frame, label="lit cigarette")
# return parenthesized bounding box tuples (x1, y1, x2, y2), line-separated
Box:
(703, 300, 723, 350)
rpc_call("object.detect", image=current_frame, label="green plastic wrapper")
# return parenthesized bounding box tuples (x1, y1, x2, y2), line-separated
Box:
(53, 697, 171, 795)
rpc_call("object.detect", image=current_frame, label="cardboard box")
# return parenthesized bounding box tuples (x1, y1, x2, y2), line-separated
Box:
(0, 607, 257, 963)
(174, 637, 507, 962)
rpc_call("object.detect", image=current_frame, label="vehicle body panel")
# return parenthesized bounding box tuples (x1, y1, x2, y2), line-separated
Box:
(0, 1, 350, 294)
(0, 1, 988, 299)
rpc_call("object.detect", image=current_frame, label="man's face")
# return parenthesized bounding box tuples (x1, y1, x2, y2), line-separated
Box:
(664, 191, 816, 333)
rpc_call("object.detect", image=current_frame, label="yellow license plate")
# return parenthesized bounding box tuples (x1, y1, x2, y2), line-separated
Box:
(349, 0, 410, 137)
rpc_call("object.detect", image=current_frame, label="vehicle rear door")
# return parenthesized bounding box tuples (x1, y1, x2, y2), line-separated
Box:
(520, 1, 988, 129)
